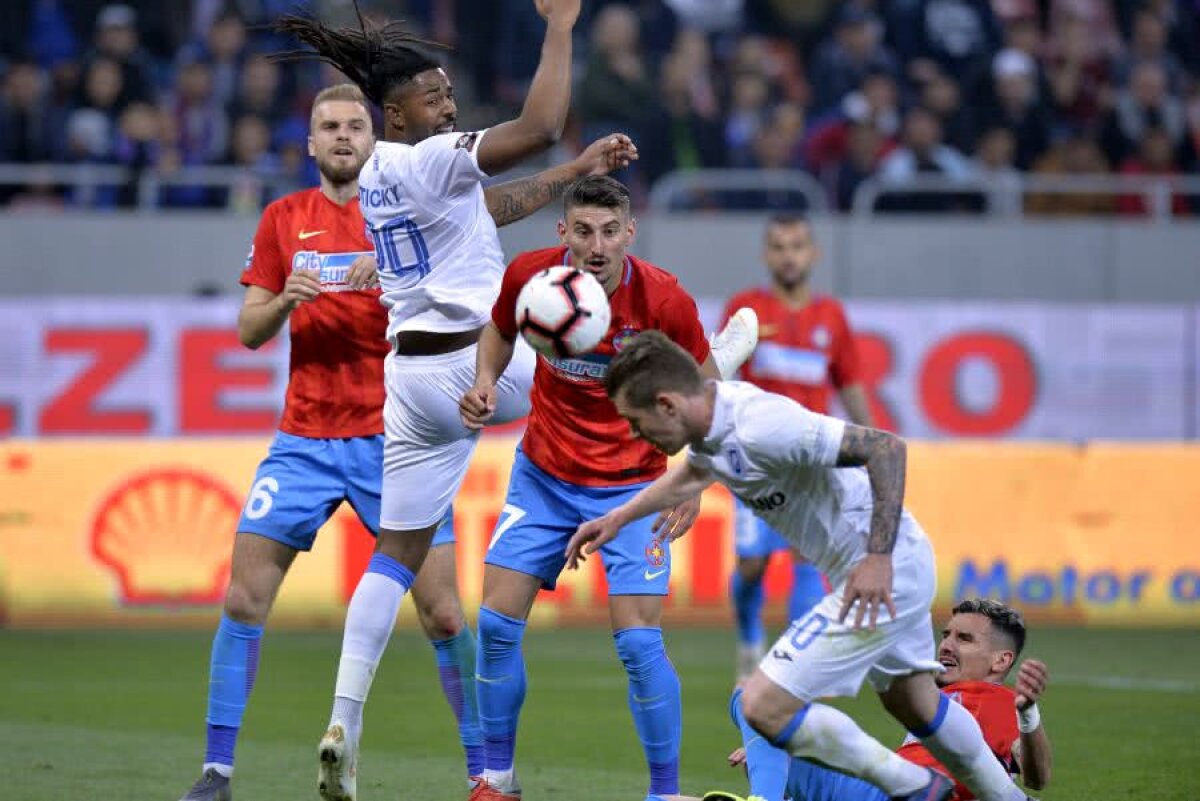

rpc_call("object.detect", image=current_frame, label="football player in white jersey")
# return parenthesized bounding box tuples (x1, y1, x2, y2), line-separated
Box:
(271, 2, 621, 799)
(566, 332, 1038, 801)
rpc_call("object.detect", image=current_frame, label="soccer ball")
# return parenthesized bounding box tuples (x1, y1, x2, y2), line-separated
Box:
(515, 266, 611, 358)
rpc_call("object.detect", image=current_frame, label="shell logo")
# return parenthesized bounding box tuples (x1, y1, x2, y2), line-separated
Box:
(90, 468, 240, 606)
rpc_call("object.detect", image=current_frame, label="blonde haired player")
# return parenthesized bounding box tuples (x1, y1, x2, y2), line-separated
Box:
(567, 332, 1038, 801)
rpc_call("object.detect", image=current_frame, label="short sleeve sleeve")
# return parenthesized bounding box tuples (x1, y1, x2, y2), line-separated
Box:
(239, 203, 286, 293)
(741, 394, 845, 469)
(658, 288, 711, 366)
(827, 302, 863, 388)
(405, 129, 490, 197)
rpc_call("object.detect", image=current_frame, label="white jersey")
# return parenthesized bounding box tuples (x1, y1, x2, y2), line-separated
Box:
(687, 381, 926, 586)
(358, 130, 505, 337)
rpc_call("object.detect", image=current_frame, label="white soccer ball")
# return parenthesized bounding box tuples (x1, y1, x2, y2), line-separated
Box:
(515, 266, 612, 358)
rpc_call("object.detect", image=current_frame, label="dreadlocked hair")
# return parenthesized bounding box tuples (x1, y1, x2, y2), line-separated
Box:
(271, 0, 448, 107)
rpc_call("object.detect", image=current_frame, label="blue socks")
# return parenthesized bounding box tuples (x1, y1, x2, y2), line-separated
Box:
(614, 627, 681, 796)
(476, 606, 528, 778)
(788, 560, 826, 623)
(204, 615, 264, 770)
(731, 570, 767, 646)
(432, 627, 485, 778)
(730, 688, 791, 801)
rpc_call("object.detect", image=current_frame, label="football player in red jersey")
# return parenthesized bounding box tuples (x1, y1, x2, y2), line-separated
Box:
(667, 598, 1052, 801)
(722, 215, 876, 683)
(178, 81, 639, 801)
(457, 175, 756, 801)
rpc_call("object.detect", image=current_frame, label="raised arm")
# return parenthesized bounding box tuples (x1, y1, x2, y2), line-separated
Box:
(475, 0, 580, 176)
(484, 133, 638, 227)
(565, 460, 715, 568)
(838, 383, 876, 427)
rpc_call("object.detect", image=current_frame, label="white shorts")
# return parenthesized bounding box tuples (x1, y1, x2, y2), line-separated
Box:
(380, 340, 535, 530)
(758, 522, 942, 700)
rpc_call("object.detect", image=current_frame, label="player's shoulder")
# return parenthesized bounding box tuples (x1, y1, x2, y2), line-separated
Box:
(942, 680, 1018, 708)
(727, 286, 772, 309)
(263, 187, 319, 217)
(508, 246, 567, 276)
(809, 294, 850, 315)
(629, 255, 697, 306)
(724, 381, 789, 432)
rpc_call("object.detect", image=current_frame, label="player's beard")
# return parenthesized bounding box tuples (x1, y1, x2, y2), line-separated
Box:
(317, 157, 363, 186)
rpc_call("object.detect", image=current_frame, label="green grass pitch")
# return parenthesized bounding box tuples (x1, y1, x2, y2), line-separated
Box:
(1, 626, 1198, 800)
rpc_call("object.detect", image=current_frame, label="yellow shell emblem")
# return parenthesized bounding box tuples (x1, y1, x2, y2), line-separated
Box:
(91, 469, 240, 605)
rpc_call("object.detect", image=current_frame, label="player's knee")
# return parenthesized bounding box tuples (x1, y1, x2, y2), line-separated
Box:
(613, 627, 666, 675)
(739, 683, 787, 738)
(223, 580, 271, 626)
(417, 597, 465, 641)
(478, 606, 526, 657)
(736, 557, 768, 582)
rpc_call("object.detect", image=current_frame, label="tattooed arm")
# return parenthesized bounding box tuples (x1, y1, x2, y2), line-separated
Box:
(484, 133, 638, 227)
(836, 424, 907, 554)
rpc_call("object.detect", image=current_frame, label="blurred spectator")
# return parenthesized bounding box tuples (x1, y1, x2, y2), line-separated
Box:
(728, 35, 808, 105)
(82, 4, 155, 104)
(29, 0, 79, 69)
(663, 0, 743, 34)
(1113, 6, 1188, 92)
(1116, 0, 1200, 76)
(577, 3, 659, 194)
(919, 68, 973, 151)
(971, 125, 1023, 213)
(832, 119, 889, 209)
(1026, 135, 1114, 214)
(878, 105, 973, 180)
(1117, 125, 1191, 216)
(227, 113, 279, 213)
(884, 0, 1003, 84)
(973, 48, 1052, 169)
(804, 69, 900, 175)
(655, 31, 726, 175)
(162, 57, 228, 207)
(1045, 9, 1115, 136)
(0, 62, 57, 163)
(1101, 60, 1189, 167)
(494, 0, 546, 108)
(228, 54, 290, 127)
(1048, 0, 1123, 61)
(111, 100, 162, 206)
(808, 3, 900, 114)
(877, 105, 979, 211)
(720, 104, 812, 210)
(724, 71, 772, 167)
(177, 10, 248, 108)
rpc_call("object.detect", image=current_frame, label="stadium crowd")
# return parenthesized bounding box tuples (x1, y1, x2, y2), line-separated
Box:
(1, 0, 1198, 212)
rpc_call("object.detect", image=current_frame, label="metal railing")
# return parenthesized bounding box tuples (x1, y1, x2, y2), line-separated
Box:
(0, 163, 303, 210)
(648, 168, 828, 213)
(850, 173, 1200, 221)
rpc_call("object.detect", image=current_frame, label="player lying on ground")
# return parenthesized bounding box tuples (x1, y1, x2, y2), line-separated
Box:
(458, 175, 759, 801)
(566, 331, 1040, 801)
(662, 598, 1052, 801)
(177, 74, 639, 801)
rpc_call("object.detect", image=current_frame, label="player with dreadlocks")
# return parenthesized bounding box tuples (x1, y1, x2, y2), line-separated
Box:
(267, 3, 597, 800)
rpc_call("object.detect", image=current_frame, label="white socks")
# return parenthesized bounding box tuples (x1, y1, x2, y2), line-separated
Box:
(329, 570, 407, 744)
(918, 698, 1028, 801)
(780, 703, 930, 796)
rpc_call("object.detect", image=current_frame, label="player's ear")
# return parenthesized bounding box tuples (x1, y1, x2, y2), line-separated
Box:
(556, 219, 568, 243)
(626, 215, 637, 240)
(994, 649, 1015, 677)
(307, 134, 316, 158)
(383, 101, 405, 134)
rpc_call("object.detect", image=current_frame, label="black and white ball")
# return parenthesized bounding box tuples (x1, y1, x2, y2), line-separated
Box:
(515, 266, 611, 358)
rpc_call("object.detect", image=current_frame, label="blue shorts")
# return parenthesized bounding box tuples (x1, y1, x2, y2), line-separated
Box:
(734, 497, 792, 559)
(484, 448, 670, 595)
(237, 431, 455, 550)
(787, 757, 886, 801)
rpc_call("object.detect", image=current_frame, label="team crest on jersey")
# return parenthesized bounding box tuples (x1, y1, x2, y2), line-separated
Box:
(812, 325, 831, 349)
(611, 325, 640, 352)
(645, 541, 666, 567)
(455, 131, 479, 152)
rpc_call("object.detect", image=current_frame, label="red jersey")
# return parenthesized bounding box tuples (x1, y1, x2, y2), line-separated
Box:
(897, 681, 1021, 800)
(721, 288, 862, 414)
(240, 188, 388, 439)
(492, 247, 710, 486)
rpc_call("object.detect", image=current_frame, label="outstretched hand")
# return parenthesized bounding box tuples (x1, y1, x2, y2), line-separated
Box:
(565, 512, 622, 570)
(574, 133, 639, 176)
(651, 494, 700, 544)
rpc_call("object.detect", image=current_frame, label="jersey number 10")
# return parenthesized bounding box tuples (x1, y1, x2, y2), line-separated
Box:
(368, 217, 432, 286)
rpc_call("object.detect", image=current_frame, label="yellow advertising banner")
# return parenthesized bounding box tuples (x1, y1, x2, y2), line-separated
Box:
(1, 440, 1197, 627)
